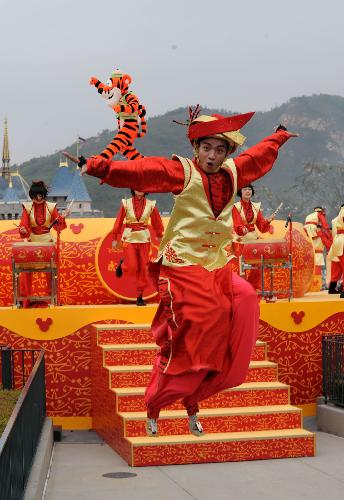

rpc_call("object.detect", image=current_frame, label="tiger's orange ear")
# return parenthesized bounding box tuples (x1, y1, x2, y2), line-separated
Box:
(122, 74, 132, 86)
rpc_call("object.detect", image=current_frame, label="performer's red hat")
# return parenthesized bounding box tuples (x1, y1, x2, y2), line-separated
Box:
(188, 112, 254, 152)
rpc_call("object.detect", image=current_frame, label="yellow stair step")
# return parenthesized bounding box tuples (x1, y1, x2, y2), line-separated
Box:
(100, 343, 157, 351)
(119, 404, 301, 420)
(127, 428, 314, 446)
(95, 323, 151, 331)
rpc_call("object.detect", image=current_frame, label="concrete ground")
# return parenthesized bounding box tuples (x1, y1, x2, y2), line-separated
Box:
(43, 419, 344, 500)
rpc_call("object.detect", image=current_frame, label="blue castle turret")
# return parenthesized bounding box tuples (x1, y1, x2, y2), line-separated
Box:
(47, 158, 102, 217)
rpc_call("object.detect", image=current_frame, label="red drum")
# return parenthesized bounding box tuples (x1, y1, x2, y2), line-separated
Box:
(242, 238, 289, 264)
(12, 242, 57, 269)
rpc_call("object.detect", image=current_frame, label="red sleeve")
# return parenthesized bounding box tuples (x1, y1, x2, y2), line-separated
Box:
(232, 206, 246, 236)
(112, 205, 126, 241)
(150, 206, 164, 237)
(255, 210, 271, 233)
(51, 207, 67, 233)
(86, 156, 185, 195)
(19, 206, 31, 238)
(234, 130, 292, 190)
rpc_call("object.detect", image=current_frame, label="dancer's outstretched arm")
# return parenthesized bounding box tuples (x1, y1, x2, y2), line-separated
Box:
(234, 128, 298, 190)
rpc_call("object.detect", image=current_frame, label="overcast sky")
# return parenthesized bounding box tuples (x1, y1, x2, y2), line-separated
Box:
(1, 0, 343, 164)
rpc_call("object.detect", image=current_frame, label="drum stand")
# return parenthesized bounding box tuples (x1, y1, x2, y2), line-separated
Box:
(241, 253, 293, 302)
(12, 258, 58, 308)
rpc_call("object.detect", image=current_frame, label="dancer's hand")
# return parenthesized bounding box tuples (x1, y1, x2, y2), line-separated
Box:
(62, 209, 71, 218)
(80, 163, 88, 176)
(276, 124, 299, 138)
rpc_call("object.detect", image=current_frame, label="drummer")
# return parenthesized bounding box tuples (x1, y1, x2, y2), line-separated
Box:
(232, 185, 274, 291)
(18, 180, 70, 308)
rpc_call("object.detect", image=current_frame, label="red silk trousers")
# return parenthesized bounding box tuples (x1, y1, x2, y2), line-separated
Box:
(145, 263, 259, 419)
(122, 242, 151, 295)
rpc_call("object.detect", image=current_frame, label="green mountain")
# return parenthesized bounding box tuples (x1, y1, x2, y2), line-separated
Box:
(15, 94, 344, 221)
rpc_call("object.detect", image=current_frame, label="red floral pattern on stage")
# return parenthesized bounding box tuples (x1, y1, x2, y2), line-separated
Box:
(59, 239, 120, 305)
(132, 436, 315, 466)
(259, 312, 344, 405)
(0, 229, 123, 306)
(0, 325, 92, 416)
(0, 320, 129, 417)
(124, 411, 301, 437)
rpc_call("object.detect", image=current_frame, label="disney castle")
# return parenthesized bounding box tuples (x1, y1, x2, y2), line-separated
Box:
(0, 118, 101, 219)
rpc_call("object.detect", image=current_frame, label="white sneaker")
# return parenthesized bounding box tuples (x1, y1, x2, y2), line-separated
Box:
(188, 414, 204, 436)
(146, 418, 158, 437)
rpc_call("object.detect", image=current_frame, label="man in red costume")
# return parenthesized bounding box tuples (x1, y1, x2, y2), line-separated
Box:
(112, 189, 164, 305)
(73, 110, 296, 436)
(304, 206, 332, 291)
(232, 184, 274, 291)
(18, 180, 69, 308)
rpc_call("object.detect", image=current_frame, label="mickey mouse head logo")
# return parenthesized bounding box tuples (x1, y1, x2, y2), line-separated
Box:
(70, 223, 84, 234)
(291, 311, 305, 325)
(36, 317, 53, 332)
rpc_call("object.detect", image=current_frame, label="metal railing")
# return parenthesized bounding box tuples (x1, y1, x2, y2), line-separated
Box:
(1, 348, 41, 390)
(0, 345, 9, 386)
(322, 334, 344, 407)
(0, 350, 46, 500)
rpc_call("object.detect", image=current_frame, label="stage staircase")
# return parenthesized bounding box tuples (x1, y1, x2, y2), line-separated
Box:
(91, 323, 315, 466)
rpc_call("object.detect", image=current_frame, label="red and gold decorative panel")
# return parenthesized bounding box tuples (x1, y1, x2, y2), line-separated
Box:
(259, 312, 344, 405)
(116, 387, 290, 413)
(110, 370, 151, 388)
(98, 328, 153, 345)
(201, 387, 290, 409)
(0, 219, 314, 307)
(0, 223, 158, 306)
(95, 229, 159, 301)
(245, 367, 277, 383)
(103, 347, 157, 366)
(124, 411, 301, 437)
(132, 436, 315, 466)
(252, 344, 266, 361)
(0, 325, 92, 417)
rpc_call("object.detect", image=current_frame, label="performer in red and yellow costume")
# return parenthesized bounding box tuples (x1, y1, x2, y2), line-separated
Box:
(72, 109, 296, 436)
(112, 190, 164, 305)
(18, 180, 69, 308)
(327, 204, 344, 297)
(304, 206, 332, 291)
(232, 184, 273, 291)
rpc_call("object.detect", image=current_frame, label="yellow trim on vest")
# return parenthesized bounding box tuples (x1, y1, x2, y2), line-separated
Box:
(121, 198, 155, 244)
(158, 156, 237, 271)
(22, 201, 56, 228)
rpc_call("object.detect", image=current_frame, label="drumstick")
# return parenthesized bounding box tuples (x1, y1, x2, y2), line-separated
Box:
(63, 151, 79, 164)
(269, 202, 283, 220)
(66, 199, 74, 211)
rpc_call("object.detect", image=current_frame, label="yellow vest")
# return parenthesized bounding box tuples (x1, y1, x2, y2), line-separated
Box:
(121, 198, 155, 244)
(157, 156, 237, 271)
(234, 200, 261, 242)
(22, 201, 55, 228)
(22, 201, 57, 243)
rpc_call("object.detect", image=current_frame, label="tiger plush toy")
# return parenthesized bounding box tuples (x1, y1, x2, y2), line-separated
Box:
(89, 69, 147, 160)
